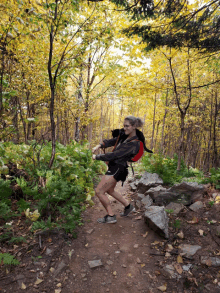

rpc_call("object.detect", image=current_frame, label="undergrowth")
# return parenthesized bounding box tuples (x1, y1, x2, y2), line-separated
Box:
(141, 153, 216, 187)
(0, 141, 105, 234)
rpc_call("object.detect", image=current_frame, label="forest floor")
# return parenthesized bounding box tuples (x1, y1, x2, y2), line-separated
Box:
(1, 179, 220, 293)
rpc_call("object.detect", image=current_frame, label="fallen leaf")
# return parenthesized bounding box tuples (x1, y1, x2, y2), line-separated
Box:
(68, 249, 74, 259)
(177, 231, 184, 239)
(155, 270, 161, 275)
(113, 271, 117, 276)
(142, 232, 148, 238)
(215, 196, 220, 203)
(55, 290, 62, 293)
(35, 278, 43, 285)
(21, 282, 26, 290)
(85, 243, 88, 247)
(187, 216, 199, 224)
(157, 283, 167, 292)
(47, 238, 52, 243)
(141, 264, 145, 268)
(165, 244, 173, 252)
(198, 229, 204, 236)
(127, 273, 132, 277)
(134, 216, 142, 220)
(165, 252, 171, 257)
(151, 241, 160, 245)
(177, 255, 183, 264)
(174, 263, 183, 274)
(50, 267, 55, 273)
(136, 258, 141, 264)
(56, 283, 62, 287)
(205, 259, 212, 266)
(214, 250, 220, 256)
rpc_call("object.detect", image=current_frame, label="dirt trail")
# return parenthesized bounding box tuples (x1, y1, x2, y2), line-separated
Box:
(64, 183, 166, 293)
(2, 181, 220, 293)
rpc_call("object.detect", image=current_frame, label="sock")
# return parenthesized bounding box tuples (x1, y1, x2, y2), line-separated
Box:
(125, 204, 130, 209)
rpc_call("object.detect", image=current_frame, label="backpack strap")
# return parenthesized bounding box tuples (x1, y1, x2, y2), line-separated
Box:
(112, 134, 121, 152)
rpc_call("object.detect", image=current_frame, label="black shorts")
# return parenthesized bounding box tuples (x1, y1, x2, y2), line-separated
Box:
(105, 162, 128, 182)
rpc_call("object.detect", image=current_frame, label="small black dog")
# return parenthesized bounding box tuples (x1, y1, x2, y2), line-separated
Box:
(111, 128, 153, 153)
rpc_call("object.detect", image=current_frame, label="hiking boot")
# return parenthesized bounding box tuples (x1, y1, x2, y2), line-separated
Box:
(120, 204, 135, 217)
(97, 215, 117, 224)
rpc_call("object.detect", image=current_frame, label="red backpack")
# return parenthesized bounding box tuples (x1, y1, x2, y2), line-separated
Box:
(130, 140, 144, 162)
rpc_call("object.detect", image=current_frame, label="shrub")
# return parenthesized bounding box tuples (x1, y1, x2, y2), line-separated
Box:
(141, 153, 204, 185)
(0, 141, 104, 234)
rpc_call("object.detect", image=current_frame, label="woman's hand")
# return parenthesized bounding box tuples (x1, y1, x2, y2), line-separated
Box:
(92, 154, 96, 160)
(92, 144, 101, 153)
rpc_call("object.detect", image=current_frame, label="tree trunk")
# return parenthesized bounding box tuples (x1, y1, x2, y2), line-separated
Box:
(160, 88, 168, 152)
(150, 93, 157, 150)
(18, 97, 27, 144)
(75, 68, 83, 142)
(12, 96, 19, 144)
(213, 90, 219, 168)
(177, 112, 185, 171)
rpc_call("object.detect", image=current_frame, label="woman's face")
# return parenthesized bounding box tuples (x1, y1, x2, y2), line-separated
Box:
(124, 120, 135, 135)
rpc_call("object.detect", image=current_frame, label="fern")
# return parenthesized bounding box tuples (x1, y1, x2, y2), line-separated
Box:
(9, 236, 27, 244)
(0, 253, 20, 265)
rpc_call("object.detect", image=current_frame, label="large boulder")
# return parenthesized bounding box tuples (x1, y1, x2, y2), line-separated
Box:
(149, 182, 206, 206)
(145, 185, 167, 200)
(137, 172, 163, 194)
(169, 182, 205, 194)
(144, 206, 169, 238)
(154, 191, 192, 206)
(165, 202, 184, 215)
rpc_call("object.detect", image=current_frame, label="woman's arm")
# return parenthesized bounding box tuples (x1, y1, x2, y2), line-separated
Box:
(95, 141, 139, 162)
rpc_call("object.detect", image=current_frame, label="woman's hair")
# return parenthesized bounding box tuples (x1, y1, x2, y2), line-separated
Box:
(124, 116, 144, 128)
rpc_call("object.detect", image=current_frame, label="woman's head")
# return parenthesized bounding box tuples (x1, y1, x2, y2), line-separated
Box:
(124, 116, 144, 135)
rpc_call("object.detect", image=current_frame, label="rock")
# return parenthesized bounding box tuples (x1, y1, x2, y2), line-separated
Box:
(179, 244, 201, 258)
(134, 244, 139, 248)
(54, 261, 67, 277)
(182, 264, 192, 271)
(137, 193, 145, 200)
(170, 181, 205, 193)
(162, 265, 179, 279)
(137, 172, 163, 194)
(141, 195, 153, 208)
(145, 185, 167, 199)
(135, 200, 142, 210)
(189, 201, 203, 212)
(165, 202, 184, 215)
(106, 260, 113, 265)
(88, 259, 103, 268)
(154, 191, 191, 206)
(216, 226, 220, 238)
(144, 206, 169, 239)
(15, 274, 25, 287)
(212, 193, 219, 200)
(46, 248, 53, 255)
(201, 256, 220, 267)
(130, 182, 137, 191)
(191, 190, 204, 203)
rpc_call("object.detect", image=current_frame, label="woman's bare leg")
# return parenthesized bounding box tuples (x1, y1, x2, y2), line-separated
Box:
(95, 175, 117, 216)
(107, 182, 129, 207)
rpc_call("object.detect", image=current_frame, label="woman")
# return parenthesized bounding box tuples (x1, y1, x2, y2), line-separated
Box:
(92, 115, 144, 224)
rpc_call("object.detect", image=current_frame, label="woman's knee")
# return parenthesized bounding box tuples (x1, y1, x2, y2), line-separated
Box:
(95, 187, 102, 198)
(107, 187, 115, 195)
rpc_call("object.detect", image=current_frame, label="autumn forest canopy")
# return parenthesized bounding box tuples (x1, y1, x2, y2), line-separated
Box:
(1, 0, 220, 171)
